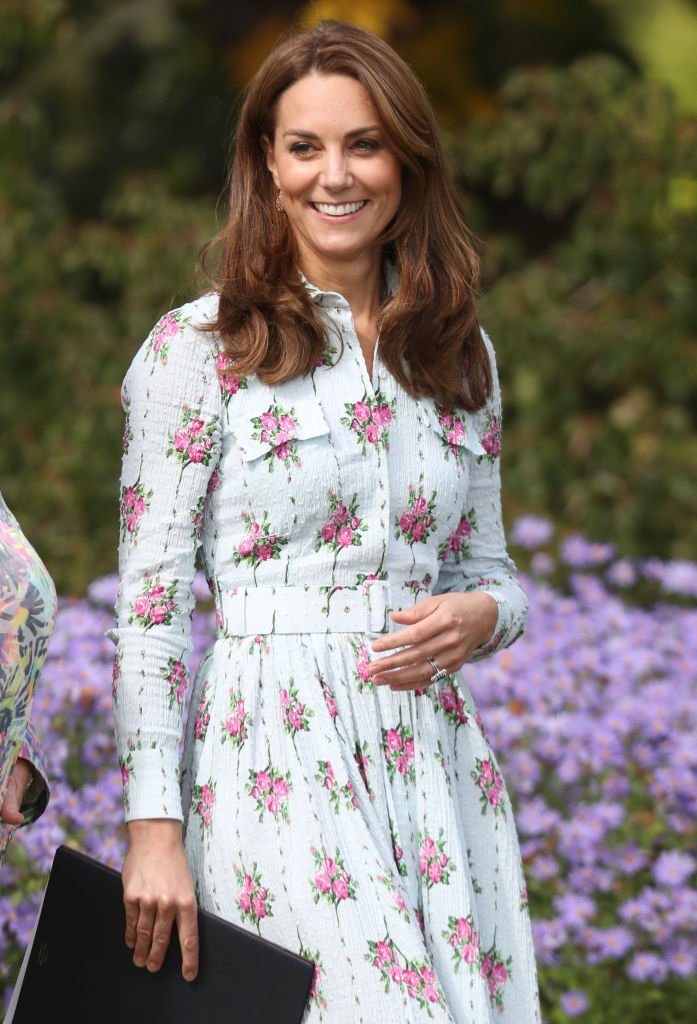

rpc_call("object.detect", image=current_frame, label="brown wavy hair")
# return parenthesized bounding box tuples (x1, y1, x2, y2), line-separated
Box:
(202, 20, 491, 411)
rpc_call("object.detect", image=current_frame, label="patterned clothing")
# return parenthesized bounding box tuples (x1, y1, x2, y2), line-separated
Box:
(0, 492, 55, 861)
(111, 284, 540, 1022)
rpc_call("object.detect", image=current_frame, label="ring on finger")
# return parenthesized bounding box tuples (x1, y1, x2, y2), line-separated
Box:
(427, 656, 449, 685)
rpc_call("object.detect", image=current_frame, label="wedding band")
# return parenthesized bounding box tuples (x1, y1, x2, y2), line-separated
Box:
(427, 657, 449, 685)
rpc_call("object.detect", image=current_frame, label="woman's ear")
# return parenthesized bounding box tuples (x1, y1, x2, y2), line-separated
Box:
(262, 133, 279, 185)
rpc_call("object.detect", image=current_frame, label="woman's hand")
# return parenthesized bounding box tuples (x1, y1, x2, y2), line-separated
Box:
(0, 758, 33, 825)
(368, 591, 498, 690)
(122, 819, 199, 982)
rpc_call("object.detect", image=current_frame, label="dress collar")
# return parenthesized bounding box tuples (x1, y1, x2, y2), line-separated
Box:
(301, 259, 399, 310)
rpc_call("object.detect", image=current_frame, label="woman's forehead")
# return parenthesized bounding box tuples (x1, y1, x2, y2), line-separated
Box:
(274, 73, 381, 134)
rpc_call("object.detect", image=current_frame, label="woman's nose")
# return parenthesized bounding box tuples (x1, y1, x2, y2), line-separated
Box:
(318, 148, 353, 190)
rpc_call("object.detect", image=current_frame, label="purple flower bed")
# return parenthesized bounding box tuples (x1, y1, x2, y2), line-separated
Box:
(2, 525, 696, 1021)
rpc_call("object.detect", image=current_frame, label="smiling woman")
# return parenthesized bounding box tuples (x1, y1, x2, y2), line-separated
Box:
(111, 20, 540, 1024)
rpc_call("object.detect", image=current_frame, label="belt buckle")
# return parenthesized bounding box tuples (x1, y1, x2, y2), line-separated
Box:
(365, 580, 391, 634)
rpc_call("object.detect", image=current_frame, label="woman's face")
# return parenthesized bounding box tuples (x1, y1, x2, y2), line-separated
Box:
(265, 72, 402, 276)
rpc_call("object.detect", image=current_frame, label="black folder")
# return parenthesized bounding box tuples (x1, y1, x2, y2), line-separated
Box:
(8, 845, 314, 1023)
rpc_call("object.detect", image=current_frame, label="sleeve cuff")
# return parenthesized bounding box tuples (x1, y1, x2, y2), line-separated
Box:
(469, 588, 510, 662)
(121, 747, 184, 822)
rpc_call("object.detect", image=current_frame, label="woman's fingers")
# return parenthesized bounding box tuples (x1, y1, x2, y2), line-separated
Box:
(132, 900, 157, 968)
(176, 898, 200, 982)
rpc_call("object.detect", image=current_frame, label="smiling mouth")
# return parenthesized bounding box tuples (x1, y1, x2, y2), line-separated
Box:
(311, 201, 367, 217)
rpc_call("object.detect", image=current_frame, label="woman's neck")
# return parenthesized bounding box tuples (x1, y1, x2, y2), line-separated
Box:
(300, 251, 384, 323)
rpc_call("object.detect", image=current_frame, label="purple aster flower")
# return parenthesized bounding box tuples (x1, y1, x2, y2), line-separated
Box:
(510, 514, 554, 549)
(554, 892, 596, 929)
(659, 559, 697, 598)
(530, 551, 555, 576)
(666, 939, 697, 978)
(86, 573, 120, 609)
(587, 925, 635, 960)
(626, 951, 668, 984)
(560, 535, 616, 568)
(560, 990, 589, 1016)
(652, 850, 696, 887)
(606, 558, 637, 587)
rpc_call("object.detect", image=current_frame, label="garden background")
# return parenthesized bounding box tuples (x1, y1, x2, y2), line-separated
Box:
(1, 1, 696, 1021)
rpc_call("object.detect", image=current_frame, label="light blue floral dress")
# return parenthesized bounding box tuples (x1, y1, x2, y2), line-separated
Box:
(111, 282, 541, 1022)
(0, 492, 55, 861)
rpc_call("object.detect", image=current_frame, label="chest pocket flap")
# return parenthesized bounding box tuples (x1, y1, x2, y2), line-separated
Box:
(228, 384, 331, 463)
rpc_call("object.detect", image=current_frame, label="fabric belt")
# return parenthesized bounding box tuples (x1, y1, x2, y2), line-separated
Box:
(217, 581, 430, 637)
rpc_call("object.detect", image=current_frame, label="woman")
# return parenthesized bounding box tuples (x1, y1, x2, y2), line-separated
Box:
(112, 21, 540, 1022)
(0, 492, 55, 863)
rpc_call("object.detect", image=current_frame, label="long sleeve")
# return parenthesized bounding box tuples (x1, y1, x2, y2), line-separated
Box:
(17, 725, 49, 823)
(433, 330, 528, 660)
(110, 305, 223, 821)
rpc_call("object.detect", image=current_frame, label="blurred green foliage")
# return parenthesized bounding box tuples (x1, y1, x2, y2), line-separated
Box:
(1, 0, 695, 593)
(455, 57, 697, 560)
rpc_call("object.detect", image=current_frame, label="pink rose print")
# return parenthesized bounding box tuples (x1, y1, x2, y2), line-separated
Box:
(314, 339, 338, 369)
(480, 409, 502, 463)
(435, 405, 468, 465)
(394, 484, 437, 548)
(128, 573, 178, 630)
(315, 760, 358, 813)
(166, 404, 220, 473)
(119, 749, 135, 813)
(418, 829, 455, 888)
(442, 914, 481, 973)
(233, 510, 288, 582)
(354, 741, 375, 801)
(119, 480, 153, 542)
(480, 942, 513, 1011)
(382, 721, 416, 785)
(471, 756, 507, 816)
(391, 828, 408, 878)
(315, 491, 367, 565)
(122, 417, 133, 456)
(207, 467, 221, 496)
(340, 389, 396, 453)
(146, 310, 186, 365)
(193, 682, 211, 742)
(310, 846, 357, 913)
(191, 778, 215, 835)
(247, 761, 293, 824)
(438, 507, 478, 564)
(377, 872, 411, 923)
(112, 652, 122, 705)
(280, 679, 314, 739)
(365, 935, 445, 1013)
(214, 349, 248, 402)
(298, 943, 327, 1008)
(319, 674, 339, 721)
(221, 688, 252, 749)
(347, 635, 372, 691)
(162, 656, 189, 709)
(435, 681, 470, 730)
(234, 862, 274, 933)
(190, 495, 206, 542)
(250, 402, 304, 470)
(405, 573, 433, 596)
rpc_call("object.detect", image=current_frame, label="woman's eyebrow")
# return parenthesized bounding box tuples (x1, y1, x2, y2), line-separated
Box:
(282, 125, 382, 140)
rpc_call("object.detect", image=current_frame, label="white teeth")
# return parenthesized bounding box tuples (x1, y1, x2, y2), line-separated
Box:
(313, 201, 366, 217)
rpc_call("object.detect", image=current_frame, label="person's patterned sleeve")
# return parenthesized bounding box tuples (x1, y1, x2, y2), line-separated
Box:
(17, 725, 49, 824)
(433, 330, 528, 661)
(109, 302, 223, 822)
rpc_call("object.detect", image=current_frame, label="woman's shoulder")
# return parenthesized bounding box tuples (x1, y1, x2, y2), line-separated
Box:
(123, 293, 224, 394)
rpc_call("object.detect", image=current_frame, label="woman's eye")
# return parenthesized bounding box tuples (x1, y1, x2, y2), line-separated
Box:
(289, 142, 315, 155)
(354, 138, 380, 152)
